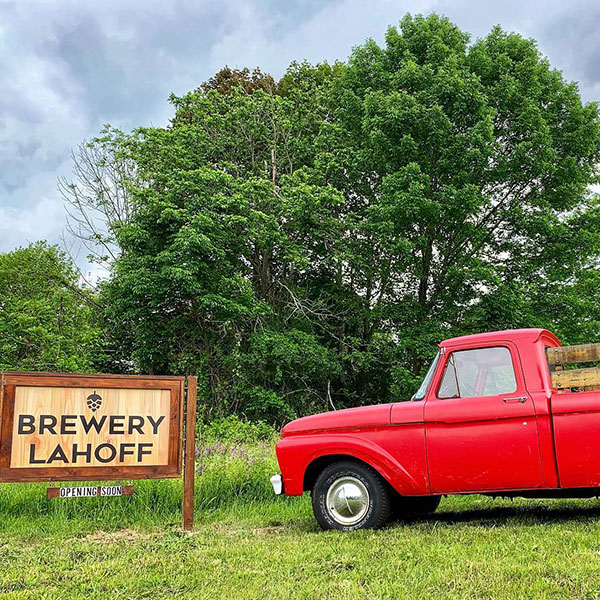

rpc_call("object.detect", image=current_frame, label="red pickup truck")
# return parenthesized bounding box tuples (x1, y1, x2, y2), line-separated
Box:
(271, 328, 600, 530)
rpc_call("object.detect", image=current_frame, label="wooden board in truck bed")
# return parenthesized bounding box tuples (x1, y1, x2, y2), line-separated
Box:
(547, 343, 600, 390)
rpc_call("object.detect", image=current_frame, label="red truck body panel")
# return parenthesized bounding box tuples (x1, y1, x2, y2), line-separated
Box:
(275, 328, 600, 498)
(552, 392, 600, 488)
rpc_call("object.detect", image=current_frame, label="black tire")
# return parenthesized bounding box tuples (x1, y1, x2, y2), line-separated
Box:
(311, 461, 391, 531)
(391, 495, 441, 519)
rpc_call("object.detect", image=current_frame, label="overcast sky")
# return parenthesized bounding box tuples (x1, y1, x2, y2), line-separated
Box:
(1, 0, 600, 266)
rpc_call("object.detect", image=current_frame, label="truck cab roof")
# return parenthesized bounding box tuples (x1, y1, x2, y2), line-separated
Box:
(440, 328, 559, 348)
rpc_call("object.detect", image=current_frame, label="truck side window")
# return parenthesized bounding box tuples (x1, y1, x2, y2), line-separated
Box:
(437, 346, 517, 399)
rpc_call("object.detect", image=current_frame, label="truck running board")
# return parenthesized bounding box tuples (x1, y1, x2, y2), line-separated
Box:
(484, 488, 600, 499)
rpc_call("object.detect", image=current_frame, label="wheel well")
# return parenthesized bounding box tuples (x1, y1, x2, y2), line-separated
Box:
(303, 454, 396, 494)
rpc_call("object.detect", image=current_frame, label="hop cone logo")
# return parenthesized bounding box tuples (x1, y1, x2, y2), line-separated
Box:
(86, 391, 102, 412)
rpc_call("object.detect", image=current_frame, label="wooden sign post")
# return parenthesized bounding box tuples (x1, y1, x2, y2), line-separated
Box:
(0, 371, 198, 530)
(183, 376, 197, 531)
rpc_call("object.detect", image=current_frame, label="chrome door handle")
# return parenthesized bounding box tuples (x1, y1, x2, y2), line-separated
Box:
(502, 396, 527, 403)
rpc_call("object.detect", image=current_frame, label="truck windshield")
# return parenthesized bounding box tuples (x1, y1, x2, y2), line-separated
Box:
(412, 350, 440, 401)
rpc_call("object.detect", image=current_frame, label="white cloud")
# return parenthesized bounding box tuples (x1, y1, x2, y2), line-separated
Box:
(207, 0, 439, 78)
(0, 195, 65, 250)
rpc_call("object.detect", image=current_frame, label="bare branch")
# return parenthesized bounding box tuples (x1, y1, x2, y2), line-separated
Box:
(59, 128, 137, 265)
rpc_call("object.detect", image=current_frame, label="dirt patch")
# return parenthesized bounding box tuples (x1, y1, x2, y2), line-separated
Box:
(209, 521, 245, 536)
(82, 528, 153, 544)
(251, 525, 286, 535)
(206, 522, 286, 536)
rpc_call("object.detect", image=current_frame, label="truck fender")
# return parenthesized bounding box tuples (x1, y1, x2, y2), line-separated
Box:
(276, 433, 424, 496)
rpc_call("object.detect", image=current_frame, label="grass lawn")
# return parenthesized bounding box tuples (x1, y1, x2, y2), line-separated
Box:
(2, 445, 600, 599)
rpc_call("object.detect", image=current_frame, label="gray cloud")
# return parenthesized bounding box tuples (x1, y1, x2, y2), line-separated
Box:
(1, 0, 599, 260)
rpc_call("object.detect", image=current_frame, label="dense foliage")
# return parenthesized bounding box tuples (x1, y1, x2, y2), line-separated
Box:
(0, 242, 99, 372)
(4, 15, 600, 424)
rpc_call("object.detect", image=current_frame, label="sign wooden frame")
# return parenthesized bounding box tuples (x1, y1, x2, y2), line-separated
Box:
(0, 371, 185, 483)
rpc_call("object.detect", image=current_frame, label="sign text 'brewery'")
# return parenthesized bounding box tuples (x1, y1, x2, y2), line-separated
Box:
(17, 411, 166, 465)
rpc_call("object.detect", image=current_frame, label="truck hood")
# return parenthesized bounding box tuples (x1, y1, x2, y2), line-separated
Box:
(281, 404, 392, 436)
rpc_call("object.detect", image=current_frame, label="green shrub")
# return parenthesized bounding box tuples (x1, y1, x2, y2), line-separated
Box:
(198, 415, 276, 444)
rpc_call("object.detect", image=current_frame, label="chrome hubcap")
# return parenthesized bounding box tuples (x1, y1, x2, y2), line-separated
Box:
(326, 476, 370, 525)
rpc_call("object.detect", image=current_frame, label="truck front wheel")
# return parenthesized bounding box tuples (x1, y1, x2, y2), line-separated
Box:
(311, 461, 391, 530)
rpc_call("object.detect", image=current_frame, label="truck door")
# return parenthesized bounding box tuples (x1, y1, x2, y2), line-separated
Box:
(424, 343, 544, 493)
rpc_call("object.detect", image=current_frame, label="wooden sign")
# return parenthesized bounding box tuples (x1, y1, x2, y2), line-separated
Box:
(0, 372, 184, 482)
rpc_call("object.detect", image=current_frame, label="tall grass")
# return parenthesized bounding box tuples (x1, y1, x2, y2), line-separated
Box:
(194, 439, 279, 509)
(0, 419, 288, 536)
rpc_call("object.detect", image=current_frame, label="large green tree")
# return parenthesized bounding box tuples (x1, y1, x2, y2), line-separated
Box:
(0, 243, 100, 372)
(103, 62, 344, 420)
(99, 15, 600, 423)
(315, 15, 600, 383)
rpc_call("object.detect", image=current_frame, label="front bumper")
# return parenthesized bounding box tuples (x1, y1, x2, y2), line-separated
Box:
(270, 474, 283, 495)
